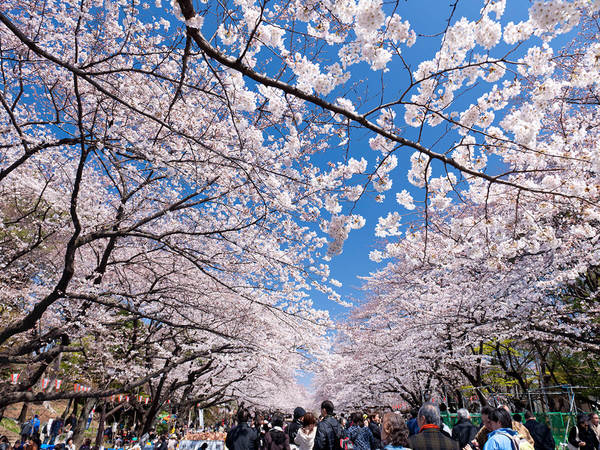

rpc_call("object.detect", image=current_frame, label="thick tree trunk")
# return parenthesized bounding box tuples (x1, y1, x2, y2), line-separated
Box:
(61, 398, 73, 420)
(95, 402, 107, 448)
(72, 399, 80, 419)
(18, 402, 29, 423)
(72, 398, 95, 447)
(142, 374, 167, 436)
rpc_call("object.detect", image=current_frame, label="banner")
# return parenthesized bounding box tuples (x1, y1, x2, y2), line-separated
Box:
(42, 378, 51, 390)
(198, 409, 204, 430)
(179, 441, 224, 450)
(74, 384, 80, 392)
(55, 379, 62, 390)
(11, 373, 20, 384)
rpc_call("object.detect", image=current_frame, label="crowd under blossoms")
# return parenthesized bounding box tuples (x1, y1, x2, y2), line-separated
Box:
(0, 0, 599, 437)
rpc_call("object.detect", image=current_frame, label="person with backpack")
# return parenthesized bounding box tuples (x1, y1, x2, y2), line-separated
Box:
(295, 413, 317, 450)
(20, 419, 33, 442)
(314, 401, 343, 450)
(262, 415, 290, 450)
(347, 412, 375, 450)
(483, 408, 519, 450)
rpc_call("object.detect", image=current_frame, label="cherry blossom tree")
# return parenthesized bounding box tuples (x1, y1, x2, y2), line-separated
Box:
(3, 0, 600, 415)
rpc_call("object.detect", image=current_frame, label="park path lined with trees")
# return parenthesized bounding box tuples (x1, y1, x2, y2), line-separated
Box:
(1, 0, 600, 443)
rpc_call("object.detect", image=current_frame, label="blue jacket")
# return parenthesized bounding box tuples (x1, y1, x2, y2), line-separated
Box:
(484, 428, 519, 450)
(407, 419, 419, 437)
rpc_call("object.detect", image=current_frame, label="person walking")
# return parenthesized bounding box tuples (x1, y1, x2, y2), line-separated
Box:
(406, 410, 419, 437)
(49, 417, 63, 445)
(263, 415, 290, 450)
(483, 408, 519, 450)
(288, 408, 306, 447)
(32, 417, 40, 437)
(408, 403, 459, 450)
(569, 414, 599, 450)
(472, 406, 495, 450)
(368, 413, 383, 450)
(452, 409, 478, 450)
(314, 401, 343, 450)
(347, 412, 375, 450)
(226, 408, 259, 450)
(20, 419, 33, 442)
(380, 413, 410, 450)
(523, 411, 555, 450)
(295, 413, 317, 450)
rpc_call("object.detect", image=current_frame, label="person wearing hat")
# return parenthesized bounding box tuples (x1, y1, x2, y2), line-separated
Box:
(287, 408, 306, 445)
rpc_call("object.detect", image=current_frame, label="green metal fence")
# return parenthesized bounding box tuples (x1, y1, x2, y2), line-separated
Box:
(440, 412, 578, 447)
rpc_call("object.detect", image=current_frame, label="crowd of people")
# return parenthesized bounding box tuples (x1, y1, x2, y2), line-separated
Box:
(0, 413, 182, 450)
(224, 401, 600, 450)
(0, 412, 85, 450)
(3, 402, 598, 450)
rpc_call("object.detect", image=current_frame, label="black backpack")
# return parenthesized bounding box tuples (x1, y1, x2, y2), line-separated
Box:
(324, 419, 344, 450)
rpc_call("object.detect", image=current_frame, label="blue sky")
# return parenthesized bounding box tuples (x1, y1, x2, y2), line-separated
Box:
(311, 0, 536, 320)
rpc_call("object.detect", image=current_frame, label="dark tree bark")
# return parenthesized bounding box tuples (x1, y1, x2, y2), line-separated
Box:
(61, 398, 73, 420)
(95, 402, 107, 449)
(18, 402, 29, 424)
(72, 397, 95, 447)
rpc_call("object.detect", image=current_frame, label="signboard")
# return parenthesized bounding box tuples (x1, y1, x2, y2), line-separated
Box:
(179, 441, 224, 450)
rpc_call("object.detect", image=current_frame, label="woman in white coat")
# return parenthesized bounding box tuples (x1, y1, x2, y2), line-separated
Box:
(294, 413, 317, 450)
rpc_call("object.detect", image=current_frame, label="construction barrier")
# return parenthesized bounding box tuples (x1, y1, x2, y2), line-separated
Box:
(440, 412, 580, 446)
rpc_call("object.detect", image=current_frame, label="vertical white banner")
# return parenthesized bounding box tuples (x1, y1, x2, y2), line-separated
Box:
(198, 409, 204, 430)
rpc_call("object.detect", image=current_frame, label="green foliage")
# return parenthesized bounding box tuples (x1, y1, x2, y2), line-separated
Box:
(155, 422, 169, 435)
(1, 417, 20, 434)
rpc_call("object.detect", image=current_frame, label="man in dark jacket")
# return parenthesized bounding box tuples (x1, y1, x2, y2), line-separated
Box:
(368, 413, 383, 450)
(287, 407, 306, 444)
(523, 411, 555, 450)
(408, 403, 459, 450)
(314, 401, 343, 450)
(452, 409, 478, 449)
(226, 408, 259, 450)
